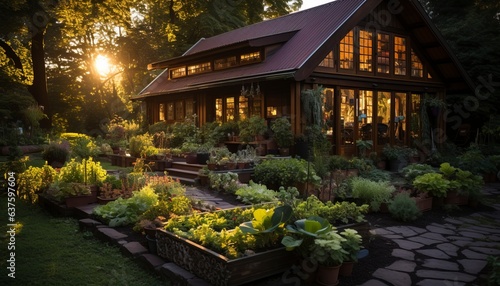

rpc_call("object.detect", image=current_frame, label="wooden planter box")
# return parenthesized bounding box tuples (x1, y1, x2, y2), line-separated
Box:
(65, 194, 94, 208)
(156, 229, 296, 286)
(445, 191, 469, 206)
(413, 196, 433, 212)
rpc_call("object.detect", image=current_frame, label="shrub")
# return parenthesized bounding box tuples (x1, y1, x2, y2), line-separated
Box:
(359, 168, 391, 182)
(254, 158, 321, 191)
(388, 192, 421, 222)
(412, 173, 450, 198)
(401, 163, 436, 183)
(17, 163, 57, 203)
(129, 133, 156, 157)
(42, 141, 70, 165)
(351, 177, 395, 212)
(208, 172, 240, 193)
(57, 158, 107, 185)
(235, 181, 278, 204)
(170, 115, 200, 148)
(70, 136, 99, 159)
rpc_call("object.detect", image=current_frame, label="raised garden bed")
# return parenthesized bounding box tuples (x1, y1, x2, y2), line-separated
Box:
(156, 229, 295, 286)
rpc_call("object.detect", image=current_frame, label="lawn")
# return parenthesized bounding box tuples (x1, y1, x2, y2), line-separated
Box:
(0, 196, 170, 286)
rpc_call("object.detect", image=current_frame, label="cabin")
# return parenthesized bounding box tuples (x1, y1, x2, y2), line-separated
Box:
(133, 0, 474, 157)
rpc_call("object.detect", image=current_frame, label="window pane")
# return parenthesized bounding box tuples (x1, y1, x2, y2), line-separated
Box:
(159, 103, 165, 121)
(240, 52, 261, 64)
(319, 51, 334, 68)
(238, 95, 248, 121)
(395, 93, 407, 145)
(359, 90, 373, 140)
(226, 97, 235, 121)
(359, 29, 373, 72)
(339, 30, 354, 70)
(411, 49, 423, 77)
(175, 101, 184, 120)
(185, 100, 194, 117)
(377, 33, 390, 74)
(322, 88, 335, 135)
(215, 98, 223, 122)
(215, 56, 237, 70)
(410, 94, 421, 140)
(170, 67, 186, 79)
(377, 92, 391, 144)
(340, 89, 355, 145)
(394, 36, 407, 75)
(187, 62, 211, 75)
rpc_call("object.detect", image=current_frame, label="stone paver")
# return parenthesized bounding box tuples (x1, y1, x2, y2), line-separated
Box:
(373, 268, 412, 286)
(426, 225, 456, 235)
(407, 236, 441, 246)
(415, 270, 476, 283)
(461, 249, 489, 260)
(392, 239, 424, 250)
(415, 249, 451, 259)
(391, 249, 415, 261)
(421, 259, 459, 271)
(435, 243, 459, 257)
(386, 260, 416, 272)
(458, 259, 488, 275)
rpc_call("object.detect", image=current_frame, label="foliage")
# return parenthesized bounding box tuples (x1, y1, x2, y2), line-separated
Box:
(382, 145, 416, 160)
(412, 173, 450, 198)
(328, 155, 350, 170)
(208, 172, 240, 193)
(487, 255, 500, 286)
(401, 163, 436, 183)
(340, 229, 363, 262)
(310, 229, 347, 266)
(56, 158, 107, 185)
(70, 136, 100, 159)
(93, 185, 159, 227)
(356, 140, 373, 158)
(439, 162, 484, 197)
(293, 195, 368, 225)
(351, 177, 395, 212)
(271, 117, 294, 148)
(359, 168, 391, 182)
(17, 163, 57, 204)
(42, 141, 70, 164)
(129, 133, 157, 158)
(301, 86, 324, 126)
(45, 182, 91, 202)
(388, 192, 422, 222)
(235, 181, 278, 204)
(170, 115, 200, 148)
(238, 115, 268, 142)
(145, 174, 185, 201)
(281, 216, 332, 252)
(454, 145, 496, 175)
(276, 186, 301, 206)
(254, 158, 321, 190)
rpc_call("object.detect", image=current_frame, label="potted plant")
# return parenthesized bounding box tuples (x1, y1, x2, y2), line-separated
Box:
(382, 145, 414, 172)
(180, 142, 200, 164)
(271, 117, 294, 156)
(310, 230, 347, 286)
(351, 177, 395, 212)
(339, 228, 363, 276)
(239, 115, 268, 143)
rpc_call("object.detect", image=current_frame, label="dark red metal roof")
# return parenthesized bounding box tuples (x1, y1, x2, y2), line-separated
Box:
(136, 0, 474, 99)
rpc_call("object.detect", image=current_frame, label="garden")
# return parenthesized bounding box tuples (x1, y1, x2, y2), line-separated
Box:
(1, 114, 500, 286)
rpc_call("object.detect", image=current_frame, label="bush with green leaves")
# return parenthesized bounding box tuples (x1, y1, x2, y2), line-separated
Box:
(208, 172, 240, 193)
(351, 177, 395, 212)
(170, 115, 200, 148)
(388, 192, 421, 222)
(70, 136, 100, 159)
(42, 141, 70, 165)
(254, 158, 321, 191)
(93, 185, 159, 227)
(401, 163, 436, 183)
(293, 195, 368, 225)
(359, 167, 391, 182)
(17, 163, 57, 203)
(439, 162, 483, 198)
(235, 181, 278, 204)
(129, 133, 157, 157)
(56, 158, 107, 185)
(412, 172, 450, 197)
(455, 144, 496, 175)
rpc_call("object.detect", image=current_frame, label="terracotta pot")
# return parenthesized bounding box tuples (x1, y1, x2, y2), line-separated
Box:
(413, 196, 433, 212)
(315, 264, 340, 286)
(339, 261, 355, 277)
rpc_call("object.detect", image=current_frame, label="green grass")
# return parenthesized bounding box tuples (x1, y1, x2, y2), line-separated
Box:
(0, 196, 170, 286)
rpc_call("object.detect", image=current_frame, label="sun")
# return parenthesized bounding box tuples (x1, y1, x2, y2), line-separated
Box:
(95, 54, 111, 77)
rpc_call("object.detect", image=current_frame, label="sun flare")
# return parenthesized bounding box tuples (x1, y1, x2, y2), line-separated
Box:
(95, 55, 111, 77)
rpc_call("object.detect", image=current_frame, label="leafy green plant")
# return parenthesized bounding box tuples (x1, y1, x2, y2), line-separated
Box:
(340, 228, 363, 262)
(487, 255, 500, 286)
(46, 182, 91, 202)
(271, 117, 294, 148)
(61, 133, 100, 159)
(388, 192, 421, 222)
(401, 163, 436, 183)
(382, 145, 415, 161)
(57, 158, 107, 185)
(281, 216, 332, 251)
(93, 185, 159, 227)
(412, 172, 450, 197)
(293, 195, 368, 225)
(351, 177, 395, 212)
(42, 141, 70, 165)
(254, 158, 321, 191)
(17, 163, 57, 203)
(170, 114, 200, 148)
(328, 155, 350, 171)
(208, 172, 240, 193)
(310, 229, 347, 266)
(238, 115, 268, 143)
(235, 181, 278, 204)
(240, 205, 293, 248)
(129, 133, 156, 158)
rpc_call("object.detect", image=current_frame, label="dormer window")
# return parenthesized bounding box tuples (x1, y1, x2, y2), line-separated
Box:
(188, 62, 211, 75)
(394, 36, 407, 75)
(240, 52, 261, 64)
(215, 56, 237, 70)
(411, 49, 424, 77)
(170, 67, 186, 79)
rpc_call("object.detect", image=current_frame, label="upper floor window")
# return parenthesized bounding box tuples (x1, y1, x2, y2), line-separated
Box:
(240, 52, 261, 64)
(187, 62, 211, 75)
(215, 56, 237, 70)
(377, 33, 390, 74)
(339, 30, 354, 70)
(319, 51, 334, 68)
(411, 49, 423, 77)
(394, 36, 407, 75)
(358, 29, 373, 72)
(170, 67, 186, 79)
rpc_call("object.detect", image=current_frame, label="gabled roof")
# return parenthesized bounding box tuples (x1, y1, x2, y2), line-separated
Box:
(136, 0, 474, 99)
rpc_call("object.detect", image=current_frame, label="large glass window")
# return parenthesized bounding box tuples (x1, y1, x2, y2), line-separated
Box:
(215, 98, 223, 122)
(319, 51, 334, 68)
(339, 30, 354, 70)
(215, 56, 237, 70)
(377, 92, 391, 144)
(226, 97, 235, 121)
(411, 49, 424, 77)
(410, 94, 421, 139)
(394, 36, 407, 75)
(175, 101, 184, 120)
(394, 93, 407, 145)
(187, 62, 211, 75)
(159, 103, 165, 121)
(238, 95, 248, 121)
(167, 103, 174, 120)
(240, 52, 261, 64)
(377, 33, 390, 74)
(358, 30, 373, 72)
(358, 90, 373, 140)
(170, 67, 186, 79)
(340, 89, 355, 145)
(322, 88, 335, 135)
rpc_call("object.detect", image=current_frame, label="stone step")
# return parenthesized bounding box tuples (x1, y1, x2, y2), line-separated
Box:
(170, 161, 204, 172)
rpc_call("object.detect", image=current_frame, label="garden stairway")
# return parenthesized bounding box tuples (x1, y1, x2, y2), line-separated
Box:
(163, 161, 203, 185)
